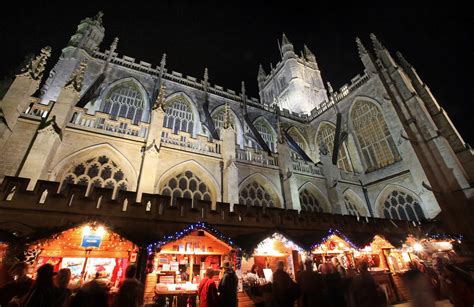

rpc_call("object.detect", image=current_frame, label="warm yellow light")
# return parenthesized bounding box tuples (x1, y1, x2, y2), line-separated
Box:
(96, 226, 106, 237)
(338, 242, 345, 248)
(402, 252, 411, 262)
(82, 225, 91, 235)
(413, 243, 423, 252)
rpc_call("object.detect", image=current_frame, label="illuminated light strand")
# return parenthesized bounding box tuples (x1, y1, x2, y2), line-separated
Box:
(254, 232, 306, 254)
(310, 228, 360, 251)
(146, 221, 241, 255)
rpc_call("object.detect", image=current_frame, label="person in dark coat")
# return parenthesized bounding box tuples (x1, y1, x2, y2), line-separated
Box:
(55, 268, 72, 307)
(0, 262, 33, 306)
(218, 262, 238, 307)
(113, 265, 144, 307)
(68, 275, 109, 307)
(197, 268, 219, 307)
(296, 259, 328, 307)
(22, 263, 58, 307)
(272, 261, 299, 307)
(352, 261, 385, 307)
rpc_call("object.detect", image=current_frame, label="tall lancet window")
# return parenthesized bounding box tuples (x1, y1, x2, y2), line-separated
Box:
(351, 101, 399, 172)
(101, 82, 145, 125)
(163, 97, 194, 134)
(254, 118, 276, 152)
(315, 123, 353, 172)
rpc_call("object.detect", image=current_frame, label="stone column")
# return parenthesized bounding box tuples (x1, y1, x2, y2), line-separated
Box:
(277, 141, 300, 210)
(221, 126, 239, 206)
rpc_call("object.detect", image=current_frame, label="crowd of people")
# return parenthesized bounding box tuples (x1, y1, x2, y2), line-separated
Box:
(0, 262, 144, 307)
(1, 256, 473, 307)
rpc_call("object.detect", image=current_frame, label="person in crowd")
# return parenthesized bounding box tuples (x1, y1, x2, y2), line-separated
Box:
(0, 262, 33, 306)
(318, 257, 334, 275)
(22, 263, 57, 307)
(272, 261, 299, 307)
(352, 261, 386, 307)
(443, 263, 474, 307)
(68, 273, 109, 307)
(332, 256, 347, 278)
(197, 268, 219, 307)
(402, 261, 435, 307)
(113, 265, 144, 307)
(325, 258, 346, 307)
(296, 259, 328, 307)
(55, 268, 72, 307)
(218, 262, 238, 307)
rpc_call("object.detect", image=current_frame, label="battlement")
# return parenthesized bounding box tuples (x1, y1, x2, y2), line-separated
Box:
(0, 176, 432, 246)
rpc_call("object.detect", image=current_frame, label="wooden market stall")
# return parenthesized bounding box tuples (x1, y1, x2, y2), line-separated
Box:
(310, 229, 357, 272)
(145, 222, 240, 307)
(26, 223, 138, 289)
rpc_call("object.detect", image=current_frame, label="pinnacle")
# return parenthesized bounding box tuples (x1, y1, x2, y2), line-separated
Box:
(282, 33, 291, 45)
(355, 37, 368, 56)
(370, 33, 384, 50)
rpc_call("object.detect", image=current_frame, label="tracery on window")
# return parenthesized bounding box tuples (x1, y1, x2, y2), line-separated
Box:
(299, 188, 324, 213)
(101, 82, 145, 125)
(212, 107, 235, 136)
(60, 155, 128, 195)
(161, 171, 212, 205)
(163, 97, 194, 134)
(382, 190, 425, 221)
(254, 118, 276, 152)
(287, 127, 308, 160)
(315, 123, 353, 172)
(351, 101, 400, 172)
(239, 181, 276, 207)
(344, 195, 361, 216)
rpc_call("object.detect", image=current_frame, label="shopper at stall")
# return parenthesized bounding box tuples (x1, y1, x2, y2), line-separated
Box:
(218, 262, 238, 307)
(22, 263, 57, 307)
(68, 273, 109, 307)
(113, 265, 144, 307)
(332, 256, 347, 278)
(0, 262, 33, 306)
(352, 261, 386, 307)
(325, 259, 346, 307)
(198, 268, 219, 307)
(272, 261, 299, 307)
(296, 259, 328, 307)
(55, 268, 72, 307)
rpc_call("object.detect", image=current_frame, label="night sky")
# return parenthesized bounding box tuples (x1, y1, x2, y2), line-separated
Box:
(0, 2, 472, 144)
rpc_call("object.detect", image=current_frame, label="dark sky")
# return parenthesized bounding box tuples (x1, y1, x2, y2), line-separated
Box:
(1, 2, 472, 144)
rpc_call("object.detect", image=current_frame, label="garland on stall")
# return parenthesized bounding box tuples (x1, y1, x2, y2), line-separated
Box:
(146, 221, 241, 255)
(254, 232, 306, 254)
(425, 233, 463, 243)
(310, 228, 359, 250)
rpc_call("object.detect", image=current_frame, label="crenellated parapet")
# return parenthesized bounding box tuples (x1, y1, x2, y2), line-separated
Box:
(0, 176, 437, 246)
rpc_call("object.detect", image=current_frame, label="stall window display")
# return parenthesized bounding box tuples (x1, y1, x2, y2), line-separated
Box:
(311, 230, 357, 271)
(26, 224, 137, 289)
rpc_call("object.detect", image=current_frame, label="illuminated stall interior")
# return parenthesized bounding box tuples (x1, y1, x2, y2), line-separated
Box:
(242, 233, 306, 280)
(403, 234, 460, 265)
(0, 243, 7, 265)
(145, 222, 239, 301)
(356, 235, 395, 271)
(27, 224, 138, 287)
(311, 230, 357, 270)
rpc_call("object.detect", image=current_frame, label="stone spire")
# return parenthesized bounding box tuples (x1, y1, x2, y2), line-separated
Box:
(257, 64, 266, 92)
(153, 83, 166, 111)
(158, 53, 167, 81)
(21, 46, 52, 80)
(104, 37, 119, 71)
(326, 81, 334, 96)
(241, 81, 246, 98)
(396, 51, 411, 68)
(203, 67, 209, 87)
(65, 60, 88, 92)
(303, 44, 317, 63)
(110, 37, 119, 54)
(370, 33, 385, 51)
(355, 37, 368, 57)
(223, 102, 232, 129)
(93, 11, 104, 25)
(280, 33, 296, 60)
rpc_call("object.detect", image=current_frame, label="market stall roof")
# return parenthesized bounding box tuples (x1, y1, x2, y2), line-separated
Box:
(310, 228, 359, 250)
(234, 230, 307, 257)
(147, 221, 240, 254)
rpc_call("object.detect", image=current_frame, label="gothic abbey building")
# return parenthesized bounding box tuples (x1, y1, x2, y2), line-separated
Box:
(0, 12, 473, 247)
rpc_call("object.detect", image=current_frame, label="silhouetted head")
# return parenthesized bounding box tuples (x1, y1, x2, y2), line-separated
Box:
(277, 261, 285, 271)
(358, 261, 369, 273)
(125, 265, 137, 279)
(304, 259, 313, 271)
(35, 263, 55, 288)
(56, 268, 71, 288)
(205, 268, 215, 278)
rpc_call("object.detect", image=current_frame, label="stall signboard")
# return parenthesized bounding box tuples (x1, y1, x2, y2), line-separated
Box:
(81, 234, 102, 248)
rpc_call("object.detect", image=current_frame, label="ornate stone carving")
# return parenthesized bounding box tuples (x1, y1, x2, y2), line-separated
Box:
(65, 61, 88, 92)
(20, 46, 52, 80)
(153, 84, 166, 111)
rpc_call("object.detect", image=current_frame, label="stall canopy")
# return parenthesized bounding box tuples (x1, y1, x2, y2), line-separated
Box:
(234, 230, 308, 257)
(147, 221, 240, 254)
(311, 229, 359, 252)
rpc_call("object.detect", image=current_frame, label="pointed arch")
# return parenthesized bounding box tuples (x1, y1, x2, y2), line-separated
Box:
(49, 143, 138, 190)
(298, 182, 331, 213)
(375, 184, 425, 221)
(238, 173, 282, 208)
(211, 104, 244, 148)
(287, 126, 310, 153)
(95, 77, 151, 123)
(342, 188, 368, 216)
(156, 160, 220, 205)
(252, 116, 277, 152)
(349, 97, 400, 172)
(315, 121, 353, 172)
(163, 92, 202, 136)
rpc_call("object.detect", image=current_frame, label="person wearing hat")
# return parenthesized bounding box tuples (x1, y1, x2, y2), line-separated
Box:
(218, 262, 238, 307)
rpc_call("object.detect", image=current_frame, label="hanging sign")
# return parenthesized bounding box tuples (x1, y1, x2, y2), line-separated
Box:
(81, 234, 102, 248)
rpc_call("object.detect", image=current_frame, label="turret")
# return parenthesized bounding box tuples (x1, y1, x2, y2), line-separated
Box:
(257, 64, 266, 92)
(356, 37, 377, 74)
(303, 44, 318, 68)
(281, 33, 296, 60)
(67, 11, 105, 54)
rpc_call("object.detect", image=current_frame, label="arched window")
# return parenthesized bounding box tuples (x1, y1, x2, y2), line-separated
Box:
(316, 123, 353, 172)
(287, 127, 309, 160)
(254, 118, 276, 152)
(163, 97, 194, 134)
(344, 195, 361, 216)
(382, 190, 425, 221)
(161, 171, 212, 205)
(299, 188, 324, 212)
(101, 82, 145, 125)
(60, 155, 128, 195)
(239, 181, 276, 207)
(351, 101, 399, 171)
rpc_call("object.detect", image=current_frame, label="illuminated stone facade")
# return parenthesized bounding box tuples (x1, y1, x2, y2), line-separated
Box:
(0, 12, 473, 239)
